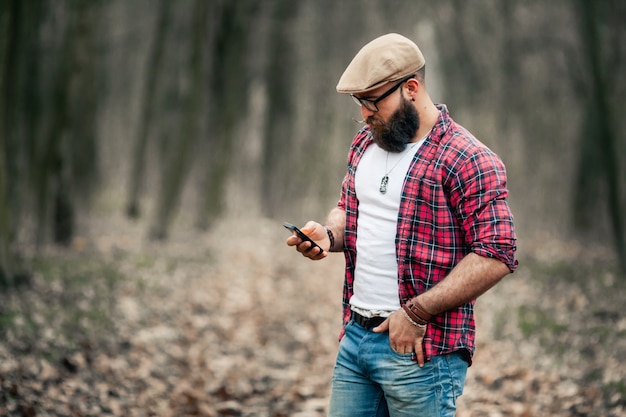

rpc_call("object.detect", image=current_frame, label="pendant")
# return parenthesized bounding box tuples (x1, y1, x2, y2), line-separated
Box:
(379, 175, 389, 194)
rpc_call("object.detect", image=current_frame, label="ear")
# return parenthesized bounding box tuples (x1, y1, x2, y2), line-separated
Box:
(405, 78, 420, 95)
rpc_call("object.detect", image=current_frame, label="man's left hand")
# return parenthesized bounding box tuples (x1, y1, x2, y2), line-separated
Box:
(373, 310, 427, 366)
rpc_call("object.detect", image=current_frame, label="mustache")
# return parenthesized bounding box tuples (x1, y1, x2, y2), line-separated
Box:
(367, 116, 384, 127)
(352, 117, 385, 126)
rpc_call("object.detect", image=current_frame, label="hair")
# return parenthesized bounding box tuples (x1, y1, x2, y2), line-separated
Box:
(415, 65, 426, 84)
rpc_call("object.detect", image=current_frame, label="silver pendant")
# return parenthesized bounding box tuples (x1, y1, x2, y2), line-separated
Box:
(380, 175, 389, 194)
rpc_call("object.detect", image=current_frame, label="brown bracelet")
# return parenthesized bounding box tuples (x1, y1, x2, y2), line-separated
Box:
(401, 307, 427, 328)
(324, 226, 335, 250)
(402, 304, 428, 326)
(406, 298, 432, 323)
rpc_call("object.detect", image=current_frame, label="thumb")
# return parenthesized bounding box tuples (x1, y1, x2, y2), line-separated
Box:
(372, 317, 390, 333)
(301, 221, 320, 237)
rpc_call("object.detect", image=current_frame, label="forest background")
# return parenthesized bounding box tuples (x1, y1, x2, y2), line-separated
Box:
(0, 0, 625, 416)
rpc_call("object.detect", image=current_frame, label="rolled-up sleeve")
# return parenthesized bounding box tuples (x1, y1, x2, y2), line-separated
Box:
(452, 149, 518, 272)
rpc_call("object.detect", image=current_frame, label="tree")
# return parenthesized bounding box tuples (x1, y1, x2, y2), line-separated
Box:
(34, 0, 101, 246)
(126, 0, 172, 220)
(150, 0, 209, 239)
(0, 0, 17, 284)
(573, 0, 626, 272)
(258, 0, 300, 217)
(196, 0, 260, 230)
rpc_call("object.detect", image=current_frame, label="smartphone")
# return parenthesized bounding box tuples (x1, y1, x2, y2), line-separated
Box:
(283, 222, 324, 254)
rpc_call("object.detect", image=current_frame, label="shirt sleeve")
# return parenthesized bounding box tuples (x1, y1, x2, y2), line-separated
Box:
(449, 149, 518, 272)
(337, 127, 370, 212)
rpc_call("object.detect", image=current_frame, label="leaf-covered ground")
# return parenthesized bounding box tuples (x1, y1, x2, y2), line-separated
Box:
(1, 216, 625, 416)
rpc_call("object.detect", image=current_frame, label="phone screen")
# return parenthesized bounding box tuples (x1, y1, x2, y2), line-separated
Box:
(283, 222, 323, 254)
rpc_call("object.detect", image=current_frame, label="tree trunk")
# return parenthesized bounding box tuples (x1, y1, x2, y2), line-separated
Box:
(126, 0, 172, 219)
(576, 0, 626, 273)
(260, 0, 299, 217)
(196, 0, 258, 230)
(150, 0, 208, 239)
(0, 0, 20, 284)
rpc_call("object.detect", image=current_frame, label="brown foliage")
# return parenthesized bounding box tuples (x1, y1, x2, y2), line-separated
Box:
(0, 217, 624, 416)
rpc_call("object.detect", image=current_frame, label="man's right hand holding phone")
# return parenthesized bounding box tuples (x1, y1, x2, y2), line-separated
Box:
(284, 221, 329, 260)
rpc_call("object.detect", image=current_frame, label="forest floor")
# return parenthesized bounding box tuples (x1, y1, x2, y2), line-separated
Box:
(1, 214, 625, 417)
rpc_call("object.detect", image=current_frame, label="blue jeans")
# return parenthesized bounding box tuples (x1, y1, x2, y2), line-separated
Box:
(328, 319, 468, 417)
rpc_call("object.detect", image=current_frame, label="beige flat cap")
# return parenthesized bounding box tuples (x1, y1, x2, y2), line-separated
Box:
(336, 33, 425, 94)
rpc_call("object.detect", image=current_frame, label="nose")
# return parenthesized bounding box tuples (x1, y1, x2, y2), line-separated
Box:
(360, 106, 375, 119)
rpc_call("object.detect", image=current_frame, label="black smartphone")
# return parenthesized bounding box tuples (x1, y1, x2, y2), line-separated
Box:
(283, 222, 324, 254)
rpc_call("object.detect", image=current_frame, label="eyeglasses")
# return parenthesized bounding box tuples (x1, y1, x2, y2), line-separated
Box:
(350, 75, 413, 112)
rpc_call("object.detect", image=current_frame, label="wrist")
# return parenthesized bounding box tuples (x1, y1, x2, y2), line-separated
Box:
(404, 298, 432, 323)
(401, 305, 427, 327)
(324, 226, 335, 251)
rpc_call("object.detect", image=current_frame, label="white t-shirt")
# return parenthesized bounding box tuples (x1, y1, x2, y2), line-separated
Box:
(351, 139, 424, 312)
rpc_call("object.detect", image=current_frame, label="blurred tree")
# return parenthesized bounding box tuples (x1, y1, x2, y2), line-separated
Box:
(150, 0, 209, 239)
(0, 0, 103, 284)
(0, 0, 19, 284)
(126, 0, 172, 220)
(0, 0, 44, 282)
(573, 0, 625, 272)
(0, 142, 8, 285)
(35, 0, 101, 246)
(260, 0, 300, 217)
(196, 0, 260, 231)
(35, 1, 71, 245)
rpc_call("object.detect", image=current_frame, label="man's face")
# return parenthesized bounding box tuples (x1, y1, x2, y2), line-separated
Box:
(367, 94, 420, 153)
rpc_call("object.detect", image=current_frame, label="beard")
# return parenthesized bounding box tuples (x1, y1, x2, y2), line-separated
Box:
(367, 96, 420, 153)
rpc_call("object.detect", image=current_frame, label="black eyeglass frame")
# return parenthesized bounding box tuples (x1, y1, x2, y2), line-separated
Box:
(350, 74, 415, 112)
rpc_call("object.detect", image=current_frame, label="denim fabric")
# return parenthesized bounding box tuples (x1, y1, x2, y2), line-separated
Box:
(328, 320, 468, 417)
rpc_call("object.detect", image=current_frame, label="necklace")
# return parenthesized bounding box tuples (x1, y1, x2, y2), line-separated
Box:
(379, 142, 419, 194)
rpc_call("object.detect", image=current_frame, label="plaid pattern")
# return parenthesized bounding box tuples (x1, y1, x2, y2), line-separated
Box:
(337, 104, 518, 363)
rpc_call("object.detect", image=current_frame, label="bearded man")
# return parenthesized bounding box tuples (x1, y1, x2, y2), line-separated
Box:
(286, 33, 518, 417)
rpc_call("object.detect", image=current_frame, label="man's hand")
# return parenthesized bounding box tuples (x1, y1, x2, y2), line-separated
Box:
(285, 221, 329, 260)
(373, 310, 427, 366)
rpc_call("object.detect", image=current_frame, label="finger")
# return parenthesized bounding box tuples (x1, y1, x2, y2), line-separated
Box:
(307, 248, 327, 260)
(302, 221, 321, 237)
(300, 242, 317, 255)
(372, 317, 390, 333)
(296, 240, 312, 253)
(413, 345, 425, 367)
(300, 242, 327, 260)
(286, 235, 300, 246)
(303, 243, 321, 254)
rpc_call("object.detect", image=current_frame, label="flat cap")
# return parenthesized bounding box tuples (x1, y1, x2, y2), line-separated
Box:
(336, 33, 425, 94)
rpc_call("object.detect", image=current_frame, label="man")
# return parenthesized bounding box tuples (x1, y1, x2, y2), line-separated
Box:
(286, 33, 517, 417)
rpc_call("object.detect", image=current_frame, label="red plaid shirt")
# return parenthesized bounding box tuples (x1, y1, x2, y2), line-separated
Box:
(337, 105, 518, 363)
